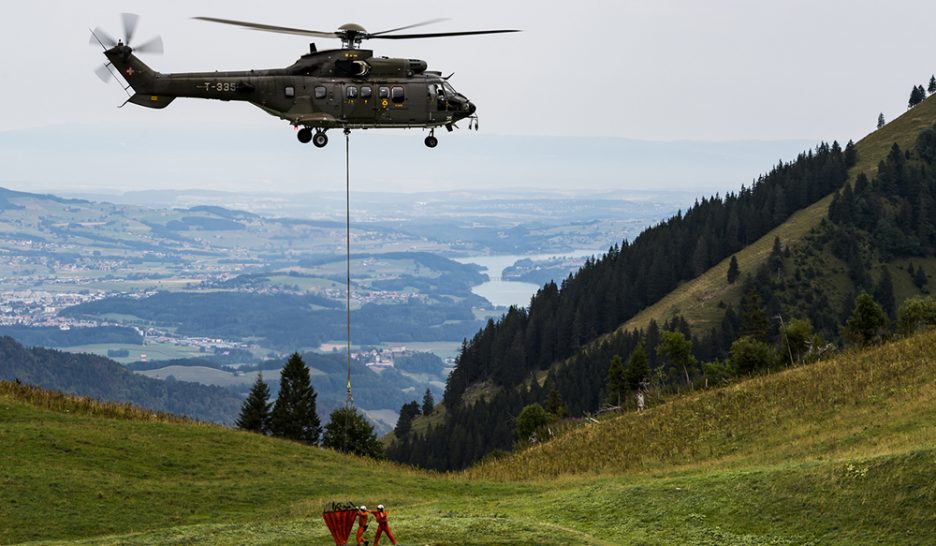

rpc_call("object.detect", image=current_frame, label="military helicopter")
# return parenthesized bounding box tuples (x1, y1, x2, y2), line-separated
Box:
(90, 14, 519, 148)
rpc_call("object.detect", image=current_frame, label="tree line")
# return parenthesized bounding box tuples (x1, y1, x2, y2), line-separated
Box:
(907, 75, 936, 108)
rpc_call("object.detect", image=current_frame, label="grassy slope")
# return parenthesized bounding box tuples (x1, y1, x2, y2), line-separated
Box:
(4, 331, 936, 545)
(621, 94, 936, 336)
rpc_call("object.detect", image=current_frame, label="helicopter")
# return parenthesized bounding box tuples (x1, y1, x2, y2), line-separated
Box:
(90, 14, 519, 148)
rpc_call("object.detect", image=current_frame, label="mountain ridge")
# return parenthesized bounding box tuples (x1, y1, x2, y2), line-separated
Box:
(622, 93, 936, 336)
(390, 94, 936, 471)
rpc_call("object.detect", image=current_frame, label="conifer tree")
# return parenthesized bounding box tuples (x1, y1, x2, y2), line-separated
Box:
(624, 343, 649, 391)
(422, 388, 435, 416)
(727, 255, 740, 284)
(877, 113, 885, 130)
(929, 75, 936, 95)
(874, 267, 896, 319)
(842, 291, 889, 346)
(844, 139, 858, 167)
(740, 289, 772, 342)
(606, 355, 626, 406)
(768, 236, 784, 276)
(236, 373, 271, 434)
(909, 85, 924, 108)
(914, 265, 928, 289)
(544, 385, 568, 418)
(394, 400, 420, 437)
(323, 407, 383, 458)
(269, 353, 322, 444)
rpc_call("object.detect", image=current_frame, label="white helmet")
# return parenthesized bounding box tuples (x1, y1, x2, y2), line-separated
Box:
(360, 505, 367, 511)
(377, 504, 385, 511)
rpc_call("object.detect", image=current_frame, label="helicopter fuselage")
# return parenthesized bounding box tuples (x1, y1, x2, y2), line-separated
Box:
(104, 45, 476, 139)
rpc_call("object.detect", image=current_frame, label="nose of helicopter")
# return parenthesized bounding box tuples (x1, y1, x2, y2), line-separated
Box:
(467, 101, 477, 116)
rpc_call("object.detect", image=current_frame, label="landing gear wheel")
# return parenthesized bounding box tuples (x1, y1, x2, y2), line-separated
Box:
(424, 135, 438, 148)
(297, 128, 312, 144)
(313, 131, 328, 148)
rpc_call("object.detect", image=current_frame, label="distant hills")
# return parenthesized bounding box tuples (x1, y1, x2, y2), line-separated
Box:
(0, 124, 813, 194)
(0, 184, 494, 353)
(0, 336, 241, 424)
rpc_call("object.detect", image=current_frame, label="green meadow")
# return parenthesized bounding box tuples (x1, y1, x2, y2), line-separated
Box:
(3, 331, 935, 545)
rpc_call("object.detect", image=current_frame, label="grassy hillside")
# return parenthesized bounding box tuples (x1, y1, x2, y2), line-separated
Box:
(4, 332, 936, 544)
(469, 330, 936, 481)
(621, 94, 936, 335)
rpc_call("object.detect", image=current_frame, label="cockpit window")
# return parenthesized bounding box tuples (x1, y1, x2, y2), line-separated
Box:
(391, 86, 405, 104)
(443, 82, 457, 96)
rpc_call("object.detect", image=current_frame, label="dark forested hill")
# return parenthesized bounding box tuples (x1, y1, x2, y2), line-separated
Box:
(0, 337, 242, 424)
(61, 290, 483, 348)
(388, 142, 853, 470)
(389, 103, 936, 472)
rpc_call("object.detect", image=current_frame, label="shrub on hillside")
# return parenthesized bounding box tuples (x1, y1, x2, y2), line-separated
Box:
(322, 407, 383, 459)
(730, 336, 778, 375)
(514, 403, 552, 446)
(897, 296, 936, 336)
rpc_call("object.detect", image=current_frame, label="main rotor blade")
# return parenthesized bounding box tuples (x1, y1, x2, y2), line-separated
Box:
(134, 35, 164, 55)
(94, 64, 114, 83)
(368, 18, 450, 37)
(192, 16, 337, 38)
(122, 12, 140, 44)
(90, 27, 118, 48)
(370, 29, 521, 40)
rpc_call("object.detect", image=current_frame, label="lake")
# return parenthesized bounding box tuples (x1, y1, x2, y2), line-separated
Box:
(456, 250, 603, 309)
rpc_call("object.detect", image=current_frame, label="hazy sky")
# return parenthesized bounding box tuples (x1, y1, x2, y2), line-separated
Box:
(0, 0, 934, 193)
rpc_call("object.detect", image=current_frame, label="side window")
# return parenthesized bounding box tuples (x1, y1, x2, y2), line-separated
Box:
(346, 86, 358, 99)
(391, 86, 405, 104)
(314, 86, 327, 99)
(284, 86, 295, 98)
(361, 86, 372, 99)
(378, 87, 390, 99)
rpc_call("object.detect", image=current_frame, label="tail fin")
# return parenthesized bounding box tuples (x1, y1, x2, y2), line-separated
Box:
(104, 45, 174, 109)
(103, 45, 159, 93)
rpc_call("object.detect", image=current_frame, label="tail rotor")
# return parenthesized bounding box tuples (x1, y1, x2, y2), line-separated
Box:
(90, 13, 163, 83)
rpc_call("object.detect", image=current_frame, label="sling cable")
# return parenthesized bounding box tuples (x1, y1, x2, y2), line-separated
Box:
(343, 128, 354, 452)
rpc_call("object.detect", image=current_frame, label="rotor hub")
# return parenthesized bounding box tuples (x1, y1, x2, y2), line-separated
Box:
(337, 23, 368, 49)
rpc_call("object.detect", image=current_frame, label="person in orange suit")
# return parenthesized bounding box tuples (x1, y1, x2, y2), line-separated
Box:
(369, 504, 397, 546)
(355, 505, 370, 546)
